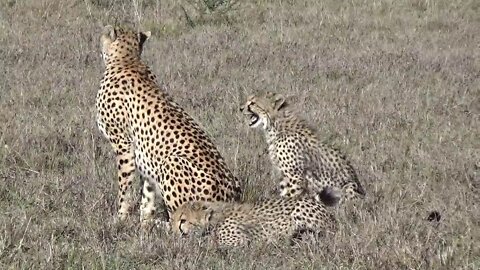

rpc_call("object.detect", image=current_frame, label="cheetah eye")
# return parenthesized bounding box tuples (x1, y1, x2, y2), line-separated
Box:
(180, 218, 186, 225)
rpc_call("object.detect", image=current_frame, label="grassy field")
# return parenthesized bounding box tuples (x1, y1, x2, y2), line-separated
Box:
(0, 0, 479, 268)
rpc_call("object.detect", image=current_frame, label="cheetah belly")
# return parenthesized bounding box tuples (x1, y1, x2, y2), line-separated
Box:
(134, 148, 156, 181)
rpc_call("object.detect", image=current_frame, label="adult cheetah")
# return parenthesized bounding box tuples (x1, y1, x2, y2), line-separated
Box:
(240, 92, 365, 203)
(171, 190, 337, 247)
(96, 26, 241, 227)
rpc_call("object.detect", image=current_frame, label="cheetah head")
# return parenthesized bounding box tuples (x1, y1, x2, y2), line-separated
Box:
(100, 25, 151, 64)
(171, 201, 214, 236)
(240, 92, 288, 130)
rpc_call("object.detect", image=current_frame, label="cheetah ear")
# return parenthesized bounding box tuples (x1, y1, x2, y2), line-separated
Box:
(139, 31, 151, 45)
(103, 25, 116, 41)
(272, 93, 287, 111)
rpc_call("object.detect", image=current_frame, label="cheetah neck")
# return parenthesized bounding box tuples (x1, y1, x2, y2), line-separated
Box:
(264, 111, 320, 155)
(265, 111, 311, 139)
(105, 48, 142, 64)
(103, 58, 165, 98)
(105, 56, 147, 70)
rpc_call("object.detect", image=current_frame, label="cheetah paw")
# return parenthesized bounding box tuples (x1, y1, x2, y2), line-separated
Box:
(155, 219, 172, 233)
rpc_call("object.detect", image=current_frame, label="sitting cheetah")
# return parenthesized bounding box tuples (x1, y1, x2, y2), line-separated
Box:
(96, 25, 241, 227)
(171, 190, 337, 247)
(240, 92, 365, 203)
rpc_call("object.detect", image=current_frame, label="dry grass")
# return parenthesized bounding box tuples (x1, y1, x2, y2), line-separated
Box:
(0, 0, 479, 268)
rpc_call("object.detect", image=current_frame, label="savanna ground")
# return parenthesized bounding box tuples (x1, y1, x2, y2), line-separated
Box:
(0, 0, 479, 268)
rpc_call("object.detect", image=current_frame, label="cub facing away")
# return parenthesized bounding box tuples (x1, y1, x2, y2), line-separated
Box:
(240, 92, 365, 204)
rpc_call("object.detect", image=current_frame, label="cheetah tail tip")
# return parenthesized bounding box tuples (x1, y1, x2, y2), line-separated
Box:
(318, 187, 341, 207)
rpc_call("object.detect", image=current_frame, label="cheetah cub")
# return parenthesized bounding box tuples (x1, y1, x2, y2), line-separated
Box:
(240, 92, 365, 204)
(171, 190, 337, 247)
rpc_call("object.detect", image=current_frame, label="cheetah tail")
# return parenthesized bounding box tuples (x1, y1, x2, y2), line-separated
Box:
(317, 187, 341, 207)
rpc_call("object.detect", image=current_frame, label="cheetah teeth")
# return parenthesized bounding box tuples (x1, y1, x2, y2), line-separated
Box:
(249, 115, 259, 126)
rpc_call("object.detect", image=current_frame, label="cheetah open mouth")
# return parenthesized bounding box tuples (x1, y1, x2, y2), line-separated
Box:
(241, 105, 261, 127)
(249, 113, 259, 126)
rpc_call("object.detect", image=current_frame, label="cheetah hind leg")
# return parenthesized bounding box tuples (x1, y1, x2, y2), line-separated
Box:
(216, 221, 250, 247)
(290, 201, 337, 243)
(278, 174, 308, 198)
(340, 182, 365, 204)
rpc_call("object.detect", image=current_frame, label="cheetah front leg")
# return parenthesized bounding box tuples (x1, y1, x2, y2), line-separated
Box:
(140, 178, 157, 230)
(110, 138, 136, 221)
(140, 177, 172, 232)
